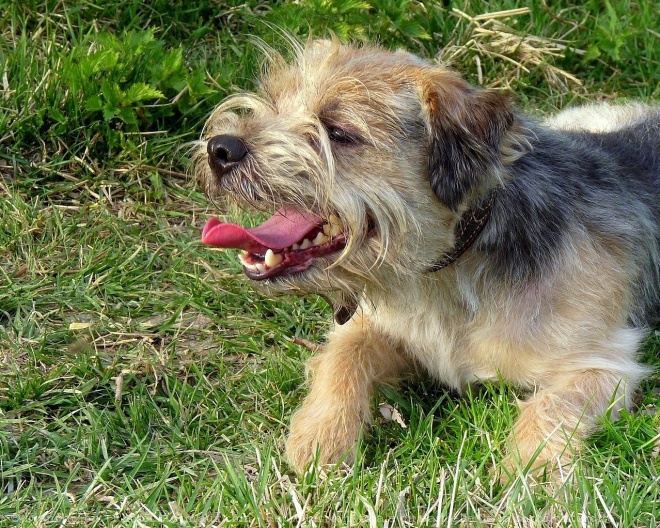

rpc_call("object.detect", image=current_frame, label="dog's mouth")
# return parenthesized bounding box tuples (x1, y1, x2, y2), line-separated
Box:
(201, 207, 347, 281)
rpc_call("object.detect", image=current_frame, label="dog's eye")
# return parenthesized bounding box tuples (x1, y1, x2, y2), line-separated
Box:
(326, 125, 354, 144)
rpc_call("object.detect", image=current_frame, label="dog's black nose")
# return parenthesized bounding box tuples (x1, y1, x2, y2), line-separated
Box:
(207, 134, 248, 177)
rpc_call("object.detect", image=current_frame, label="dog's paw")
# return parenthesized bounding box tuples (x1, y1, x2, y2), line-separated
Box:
(285, 403, 364, 473)
(497, 452, 553, 487)
(497, 442, 574, 488)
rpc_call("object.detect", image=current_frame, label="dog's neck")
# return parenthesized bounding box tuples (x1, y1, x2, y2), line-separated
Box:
(331, 191, 496, 325)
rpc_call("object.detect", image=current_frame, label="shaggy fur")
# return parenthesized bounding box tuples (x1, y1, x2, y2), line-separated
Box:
(199, 37, 660, 481)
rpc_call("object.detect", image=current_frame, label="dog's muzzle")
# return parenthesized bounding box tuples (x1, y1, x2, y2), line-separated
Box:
(207, 134, 248, 177)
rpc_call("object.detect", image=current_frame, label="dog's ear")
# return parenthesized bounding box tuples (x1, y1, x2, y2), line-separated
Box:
(421, 71, 514, 210)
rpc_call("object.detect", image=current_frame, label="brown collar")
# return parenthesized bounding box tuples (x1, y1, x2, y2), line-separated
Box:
(329, 191, 496, 324)
(427, 190, 496, 273)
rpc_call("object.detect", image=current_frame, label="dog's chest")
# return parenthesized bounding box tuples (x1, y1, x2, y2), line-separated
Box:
(369, 294, 501, 391)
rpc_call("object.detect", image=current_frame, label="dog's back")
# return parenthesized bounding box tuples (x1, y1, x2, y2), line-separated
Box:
(481, 106, 660, 326)
(549, 104, 660, 189)
(549, 106, 660, 324)
(572, 112, 659, 181)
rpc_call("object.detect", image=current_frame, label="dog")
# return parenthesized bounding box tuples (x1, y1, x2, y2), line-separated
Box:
(198, 37, 660, 481)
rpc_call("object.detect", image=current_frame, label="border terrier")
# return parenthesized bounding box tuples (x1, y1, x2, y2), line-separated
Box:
(198, 37, 660, 480)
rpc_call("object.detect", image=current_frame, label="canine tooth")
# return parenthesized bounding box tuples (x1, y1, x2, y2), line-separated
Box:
(265, 249, 283, 267)
(256, 262, 266, 272)
(313, 232, 329, 245)
(291, 243, 300, 250)
(329, 223, 343, 236)
(322, 224, 331, 236)
(329, 214, 343, 228)
(299, 238, 311, 250)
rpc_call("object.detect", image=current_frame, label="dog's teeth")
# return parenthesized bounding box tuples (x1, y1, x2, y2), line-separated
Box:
(322, 224, 331, 236)
(313, 232, 329, 245)
(265, 249, 283, 267)
(238, 251, 249, 265)
(327, 214, 343, 236)
(256, 262, 266, 272)
(291, 243, 300, 251)
(299, 238, 311, 250)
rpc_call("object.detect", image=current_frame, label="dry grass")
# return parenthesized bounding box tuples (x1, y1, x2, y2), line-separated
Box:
(441, 8, 583, 90)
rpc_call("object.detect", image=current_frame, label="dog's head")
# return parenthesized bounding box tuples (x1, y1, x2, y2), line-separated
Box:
(199, 38, 521, 297)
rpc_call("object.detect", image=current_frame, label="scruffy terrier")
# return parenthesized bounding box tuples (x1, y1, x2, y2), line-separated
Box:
(198, 37, 660, 481)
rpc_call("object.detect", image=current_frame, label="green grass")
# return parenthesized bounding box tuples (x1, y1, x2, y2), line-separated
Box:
(1, 0, 659, 526)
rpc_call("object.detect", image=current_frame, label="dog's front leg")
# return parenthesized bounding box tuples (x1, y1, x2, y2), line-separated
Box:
(502, 367, 636, 482)
(286, 313, 407, 473)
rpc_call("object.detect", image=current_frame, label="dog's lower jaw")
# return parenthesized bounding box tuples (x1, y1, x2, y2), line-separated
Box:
(253, 258, 349, 295)
(253, 250, 395, 300)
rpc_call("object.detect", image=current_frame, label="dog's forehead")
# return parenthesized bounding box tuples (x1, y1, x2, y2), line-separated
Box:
(261, 42, 429, 110)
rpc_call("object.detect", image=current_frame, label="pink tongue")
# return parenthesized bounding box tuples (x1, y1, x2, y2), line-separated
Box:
(201, 207, 322, 253)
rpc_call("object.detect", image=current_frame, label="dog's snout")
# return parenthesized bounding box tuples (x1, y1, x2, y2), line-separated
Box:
(207, 134, 248, 176)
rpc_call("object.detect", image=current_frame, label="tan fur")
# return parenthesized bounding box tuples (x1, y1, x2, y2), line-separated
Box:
(286, 312, 409, 470)
(200, 38, 656, 482)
